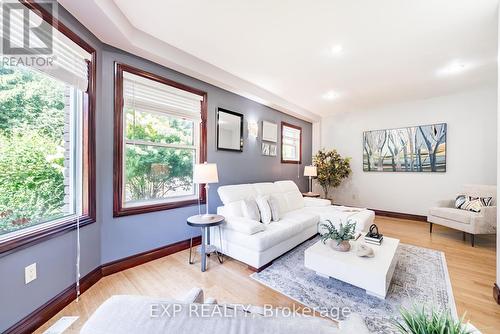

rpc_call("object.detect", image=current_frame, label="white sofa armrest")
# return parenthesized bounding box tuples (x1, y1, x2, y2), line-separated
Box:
(303, 197, 331, 207)
(224, 217, 265, 235)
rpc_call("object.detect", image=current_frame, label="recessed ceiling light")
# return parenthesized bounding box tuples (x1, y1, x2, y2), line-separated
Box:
(323, 90, 339, 100)
(331, 45, 343, 55)
(437, 60, 470, 76)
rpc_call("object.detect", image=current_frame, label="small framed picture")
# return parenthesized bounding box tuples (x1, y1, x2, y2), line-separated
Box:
(269, 144, 277, 156)
(262, 120, 278, 142)
(262, 142, 270, 156)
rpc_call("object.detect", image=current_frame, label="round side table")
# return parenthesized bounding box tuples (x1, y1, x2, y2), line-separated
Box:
(187, 214, 225, 272)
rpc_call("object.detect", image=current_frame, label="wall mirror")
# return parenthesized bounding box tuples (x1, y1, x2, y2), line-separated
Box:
(217, 108, 244, 152)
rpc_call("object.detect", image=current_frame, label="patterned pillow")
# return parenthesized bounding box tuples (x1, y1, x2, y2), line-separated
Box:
(455, 195, 493, 213)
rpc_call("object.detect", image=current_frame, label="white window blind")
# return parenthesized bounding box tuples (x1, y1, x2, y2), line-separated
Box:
(123, 72, 203, 122)
(7, 9, 91, 91)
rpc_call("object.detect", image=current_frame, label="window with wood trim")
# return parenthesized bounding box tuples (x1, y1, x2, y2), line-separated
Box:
(114, 64, 207, 217)
(281, 122, 302, 164)
(0, 2, 96, 253)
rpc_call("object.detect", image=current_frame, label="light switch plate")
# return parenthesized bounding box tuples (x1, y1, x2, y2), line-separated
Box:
(25, 263, 37, 284)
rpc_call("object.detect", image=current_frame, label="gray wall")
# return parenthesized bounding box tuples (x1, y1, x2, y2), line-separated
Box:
(0, 4, 312, 331)
(99, 45, 312, 263)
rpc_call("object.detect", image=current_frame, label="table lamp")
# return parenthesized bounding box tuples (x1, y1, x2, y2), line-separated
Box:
(304, 165, 317, 193)
(193, 162, 219, 219)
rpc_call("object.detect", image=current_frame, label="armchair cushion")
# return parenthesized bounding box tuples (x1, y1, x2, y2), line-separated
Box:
(455, 195, 493, 213)
(428, 207, 481, 225)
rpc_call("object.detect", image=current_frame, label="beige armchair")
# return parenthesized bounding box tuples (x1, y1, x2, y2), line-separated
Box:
(427, 185, 496, 247)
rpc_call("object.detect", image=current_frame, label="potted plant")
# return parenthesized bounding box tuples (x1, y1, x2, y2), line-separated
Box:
(312, 149, 351, 201)
(394, 306, 474, 334)
(320, 220, 356, 252)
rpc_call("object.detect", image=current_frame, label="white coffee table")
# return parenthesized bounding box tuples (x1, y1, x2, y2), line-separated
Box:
(304, 237, 399, 299)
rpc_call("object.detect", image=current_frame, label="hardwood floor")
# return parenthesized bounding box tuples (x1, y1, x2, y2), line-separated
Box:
(35, 216, 498, 334)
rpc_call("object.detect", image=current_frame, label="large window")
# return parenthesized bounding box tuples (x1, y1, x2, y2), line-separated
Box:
(281, 122, 302, 164)
(114, 64, 207, 216)
(0, 3, 96, 252)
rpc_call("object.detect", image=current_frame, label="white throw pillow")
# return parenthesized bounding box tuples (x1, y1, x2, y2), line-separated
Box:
(256, 196, 272, 224)
(242, 199, 260, 221)
(268, 195, 281, 222)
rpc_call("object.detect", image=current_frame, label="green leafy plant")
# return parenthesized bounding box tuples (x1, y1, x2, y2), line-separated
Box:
(394, 306, 472, 334)
(313, 149, 351, 199)
(320, 219, 356, 245)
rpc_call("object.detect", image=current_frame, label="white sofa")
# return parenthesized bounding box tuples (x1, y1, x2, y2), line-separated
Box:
(212, 180, 374, 271)
(427, 184, 496, 247)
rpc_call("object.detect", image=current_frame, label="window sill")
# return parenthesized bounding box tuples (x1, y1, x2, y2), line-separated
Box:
(281, 159, 302, 164)
(0, 215, 95, 254)
(113, 198, 205, 217)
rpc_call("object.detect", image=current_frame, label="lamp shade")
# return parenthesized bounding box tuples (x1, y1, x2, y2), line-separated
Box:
(193, 162, 219, 184)
(304, 165, 317, 177)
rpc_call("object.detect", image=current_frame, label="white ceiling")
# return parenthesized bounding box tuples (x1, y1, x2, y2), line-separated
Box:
(59, 0, 498, 120)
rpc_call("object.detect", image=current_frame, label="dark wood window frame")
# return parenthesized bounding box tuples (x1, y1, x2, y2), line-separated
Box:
(113, 63, 208, 217)
(281, 121, 302, 164)
(0, 1, 97, 254)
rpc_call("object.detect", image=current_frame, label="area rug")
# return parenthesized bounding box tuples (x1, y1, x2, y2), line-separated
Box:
(250, 237, 456, 334)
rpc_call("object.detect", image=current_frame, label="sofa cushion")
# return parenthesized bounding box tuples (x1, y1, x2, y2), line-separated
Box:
(218, 184, 257, 205)
(268, 195, 281, 222)
(275, 181, 305, 212)
(256, 196, 272, 224)
(242, 199, 261, 221)
(455, 195, 493, 213)
(220, 219, 300, 252)
(284, 191, 305, 212)
(222, 200, 244, 217)
(303, 206, 373, 232)
(429, 207, 481, 225)
(303, 197, 331, 207)
(282, 210, 320, 227)
(253, 182, 279, 196)
(222, 212, 319, 252)
(224, 217, 265, 235)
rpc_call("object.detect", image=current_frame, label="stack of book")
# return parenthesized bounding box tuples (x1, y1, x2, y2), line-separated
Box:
(364, 232, 383, 245)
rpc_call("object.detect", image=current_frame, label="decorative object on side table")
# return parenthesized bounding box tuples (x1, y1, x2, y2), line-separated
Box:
(312, 149, 351, 200)
(320, 219, 357, 252)
(193, 162, 219, 219)
(356, 244, 374, 258)
(365, 224, 383, 245)
(187, 214, 225, 272)
(302, 192, 320, 198)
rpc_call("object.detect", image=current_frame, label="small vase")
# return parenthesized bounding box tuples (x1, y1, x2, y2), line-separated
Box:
(330, 240, 351, 252)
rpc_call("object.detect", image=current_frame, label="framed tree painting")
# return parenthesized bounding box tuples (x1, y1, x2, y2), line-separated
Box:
(363, 123, 447, 172)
